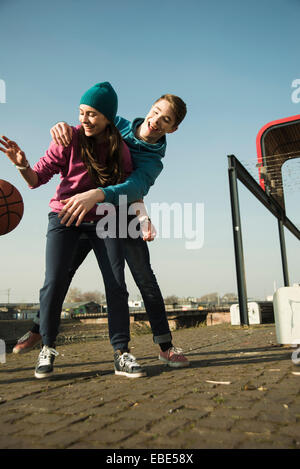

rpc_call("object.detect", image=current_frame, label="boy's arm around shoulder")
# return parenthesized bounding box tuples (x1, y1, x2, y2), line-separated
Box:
(100, 154, 163, 205)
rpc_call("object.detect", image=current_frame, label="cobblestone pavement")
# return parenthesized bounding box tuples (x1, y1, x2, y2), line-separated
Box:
(0, 323, 299, 450)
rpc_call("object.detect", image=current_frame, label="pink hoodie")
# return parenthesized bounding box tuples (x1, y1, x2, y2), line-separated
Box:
(31, 126, 132, 221)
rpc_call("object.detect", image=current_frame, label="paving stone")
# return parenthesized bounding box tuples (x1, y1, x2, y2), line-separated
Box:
(0, 323, 299, 449)
(232, 419, 279, 434)
(0, 434, 41, 449)
(259, 409, 297, 425)
(83, 428, 129, 444)
(192, 415, 235, 430)
(41, 430, 83, 448)
(176, 428, 243, 449)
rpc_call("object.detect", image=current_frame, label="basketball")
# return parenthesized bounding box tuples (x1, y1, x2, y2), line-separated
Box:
(0, 179, 24, 235)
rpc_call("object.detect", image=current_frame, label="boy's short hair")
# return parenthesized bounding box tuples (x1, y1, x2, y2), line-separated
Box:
(154, 94, 187, 127)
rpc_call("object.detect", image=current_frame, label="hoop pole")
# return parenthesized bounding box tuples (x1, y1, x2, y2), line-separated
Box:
(228, 155, 249, 326)
(278, 219, 290, 287)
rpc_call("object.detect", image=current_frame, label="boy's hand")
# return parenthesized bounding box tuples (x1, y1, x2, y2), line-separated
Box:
(50, 122, 73, 147)
(59, 189, 104, 227)
(140, 218, 156, 242)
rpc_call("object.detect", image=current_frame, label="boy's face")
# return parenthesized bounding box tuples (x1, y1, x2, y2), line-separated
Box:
(138, 99, 178, 143)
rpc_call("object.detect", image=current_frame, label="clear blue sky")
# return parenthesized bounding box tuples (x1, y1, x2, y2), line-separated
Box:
(1, 0, 300, 303)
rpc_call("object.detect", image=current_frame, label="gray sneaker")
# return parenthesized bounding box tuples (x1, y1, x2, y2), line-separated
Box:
(114, 350, 146, 378)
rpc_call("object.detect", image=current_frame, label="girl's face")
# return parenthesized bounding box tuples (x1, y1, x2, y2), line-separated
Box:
(79, 105, 109, 139)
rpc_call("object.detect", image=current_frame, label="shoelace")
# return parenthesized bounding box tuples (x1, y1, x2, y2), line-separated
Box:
(38, 346, 59, 366)
(17, 331, 31, 343)
(169, 347, 183, 355)
(166, 347, 185, 359)
(119, 352, 138, 369)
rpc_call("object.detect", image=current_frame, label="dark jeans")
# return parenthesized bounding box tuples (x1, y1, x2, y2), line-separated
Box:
(36, 214, 172, 346)
(39, 212, 130, 350)
(123, 236, 171, 344)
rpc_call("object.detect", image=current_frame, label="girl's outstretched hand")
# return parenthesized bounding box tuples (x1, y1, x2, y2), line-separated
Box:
(0, 136, 27, 166)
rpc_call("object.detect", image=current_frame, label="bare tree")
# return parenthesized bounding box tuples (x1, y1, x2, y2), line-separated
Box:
(66, 287, 105, 304)
(164, 295, 179, 305)
(199, 292, 219, 304)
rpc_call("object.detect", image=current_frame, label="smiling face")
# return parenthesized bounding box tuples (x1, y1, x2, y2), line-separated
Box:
(79, 104, 109, 140)
(137, 99, 178, 144)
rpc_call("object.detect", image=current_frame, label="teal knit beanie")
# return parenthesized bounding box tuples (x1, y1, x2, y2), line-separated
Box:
(80, 82, 118, 122)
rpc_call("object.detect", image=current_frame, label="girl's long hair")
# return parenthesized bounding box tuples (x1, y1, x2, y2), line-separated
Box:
(78, 123, 125, 187)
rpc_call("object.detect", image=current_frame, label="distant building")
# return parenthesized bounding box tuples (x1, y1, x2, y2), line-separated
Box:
(0, 301, 105, 320)
(0, 303, 39, 320)
(128, 300, 143, 309)
(0, 307, 15, 320)
(62, 301, 104, 317)
(16, 304, 40, 320)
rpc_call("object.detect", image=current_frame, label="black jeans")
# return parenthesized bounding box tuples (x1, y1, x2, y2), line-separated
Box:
(36, 214, 172, 346)
(39, 212, 130, 350)
(122, 236, 171, 344)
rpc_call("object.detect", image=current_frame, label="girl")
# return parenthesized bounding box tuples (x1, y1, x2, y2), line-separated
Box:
(0, 82, 147, 378)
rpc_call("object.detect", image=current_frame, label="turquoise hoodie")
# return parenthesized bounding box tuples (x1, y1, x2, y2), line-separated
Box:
(100, 116, 166, 205)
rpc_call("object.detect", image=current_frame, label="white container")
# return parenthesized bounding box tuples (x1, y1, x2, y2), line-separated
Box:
(230, 302, 262, 325)
(0, 339, 5, 364)
(273, 286, 300, 344)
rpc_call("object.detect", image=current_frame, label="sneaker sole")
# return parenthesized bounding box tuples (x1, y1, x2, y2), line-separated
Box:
(13, 342, 42, 354)
(158, 356, 190, 368)
(114, 368, 147, 378)
(34, 370, 54, 379)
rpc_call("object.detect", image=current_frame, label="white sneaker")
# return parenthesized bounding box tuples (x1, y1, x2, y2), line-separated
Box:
(34, 346, 59, 379)
(114, 350, 146, 378)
